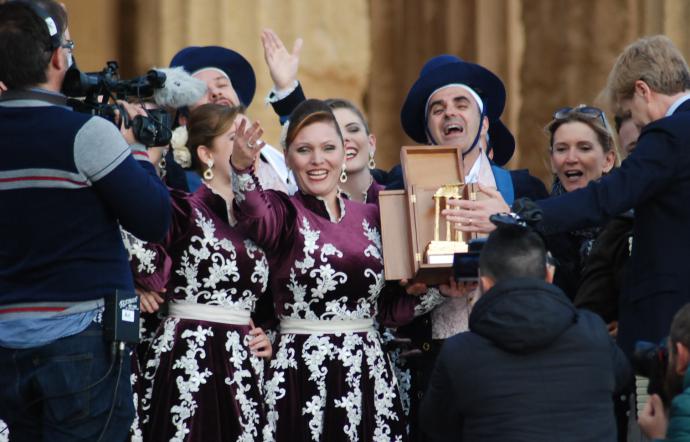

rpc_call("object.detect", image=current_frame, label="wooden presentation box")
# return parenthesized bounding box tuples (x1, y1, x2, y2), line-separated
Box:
(379, 146, 479, 285)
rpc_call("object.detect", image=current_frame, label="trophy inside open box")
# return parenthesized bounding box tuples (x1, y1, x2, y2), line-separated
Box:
(426, 183, 468, 264)
(379, 146, 484, 285)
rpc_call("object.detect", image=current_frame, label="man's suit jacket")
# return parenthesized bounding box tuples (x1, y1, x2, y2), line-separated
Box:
(538, 99, 690, 355)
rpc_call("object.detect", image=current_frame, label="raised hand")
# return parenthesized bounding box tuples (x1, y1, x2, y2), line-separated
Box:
(261, 28, 303, 91)
(230, 118, 265, 171)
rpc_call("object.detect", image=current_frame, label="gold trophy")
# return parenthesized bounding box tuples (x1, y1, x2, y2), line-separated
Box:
(425, 183, 469, 264)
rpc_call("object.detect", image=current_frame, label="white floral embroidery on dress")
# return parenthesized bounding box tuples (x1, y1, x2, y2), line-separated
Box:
(224, 331, 261, 442)
(285, 218, 348, 320)
(141, 317, 179, 425)
(363, 334, 403, 442)
(380, 327, 412, 423)
(130, 371, 143, 442)
(121, 229, 157, 274)
(333, 333, 364, 442)
(244, 239, 269, 293)
(174, 209, 261, 312)
(263, 332, 402, 442)
(232, 171, 257, 203)
(169, 326, 214, 442)
(301, 335, 332, 441)
(262, 335, 298, 439)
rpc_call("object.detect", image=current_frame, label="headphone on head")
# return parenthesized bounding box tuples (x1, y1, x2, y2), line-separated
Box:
(10, 0, 62, 50)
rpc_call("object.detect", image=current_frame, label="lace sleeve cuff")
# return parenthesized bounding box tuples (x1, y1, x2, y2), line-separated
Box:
(231, 167, 261, 204)
(413, 287, 447, 317)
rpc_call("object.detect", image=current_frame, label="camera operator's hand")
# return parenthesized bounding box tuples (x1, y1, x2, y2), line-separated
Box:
(440, 277, 478, 298)
(230, 119, 265, 171)
(115, 100, 147, 146)
(444, 185, 509, 234)
(638, 393, 668, 439)
(261, 28, 303, 92)
(607, 321, 618, 337)
(136, 287, 165, 314)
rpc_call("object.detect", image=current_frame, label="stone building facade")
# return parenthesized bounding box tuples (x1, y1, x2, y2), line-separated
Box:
(63, 0, 690, 185)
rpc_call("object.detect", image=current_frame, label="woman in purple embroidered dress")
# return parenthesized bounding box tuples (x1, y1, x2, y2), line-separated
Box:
(230, 99, 444, 442)
(134, 104, 272, 442)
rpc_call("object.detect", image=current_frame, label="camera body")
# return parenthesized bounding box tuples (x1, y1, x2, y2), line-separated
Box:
(632, 340, 669, 403)
(62, 61, 172, 147)
(453, 238, 487, 282)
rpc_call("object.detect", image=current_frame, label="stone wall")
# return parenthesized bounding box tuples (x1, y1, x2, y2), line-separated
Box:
(369, 0, 690, 185)
(61, 0, 690, 186)
(62, 0, 370, 150)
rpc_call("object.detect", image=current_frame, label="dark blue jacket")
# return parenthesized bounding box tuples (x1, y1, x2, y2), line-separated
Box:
(536, 99, 690, 356)
(0, 92, 171, 305)
(420, 278, 631, 442)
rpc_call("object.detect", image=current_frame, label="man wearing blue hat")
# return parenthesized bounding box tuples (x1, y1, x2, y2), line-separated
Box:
(168, 41, 302, 194)
(391, 54, 547, 441)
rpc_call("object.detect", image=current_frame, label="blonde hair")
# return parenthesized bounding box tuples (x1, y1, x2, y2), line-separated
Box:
(605, 35, 690, 109)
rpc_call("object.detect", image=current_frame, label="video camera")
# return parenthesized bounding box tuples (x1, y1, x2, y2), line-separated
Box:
(452, 210, 548, 282)
(632, 340, 669, 404)
(453, 238, 486, 282)
(62, 61, 172, 147)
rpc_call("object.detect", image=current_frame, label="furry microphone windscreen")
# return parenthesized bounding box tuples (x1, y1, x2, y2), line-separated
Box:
(153, 67, 207, 109)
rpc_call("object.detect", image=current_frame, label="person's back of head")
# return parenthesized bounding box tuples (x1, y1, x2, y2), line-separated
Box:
(606, 35, 690, 110)
(479, 225, 549, 291)
(0, 0, 68, 90)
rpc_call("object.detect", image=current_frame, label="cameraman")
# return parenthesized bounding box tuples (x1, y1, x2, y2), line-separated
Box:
(0, 1, 171, 440)
(420, 218, 631, 441)
(639, 304, 690, 441)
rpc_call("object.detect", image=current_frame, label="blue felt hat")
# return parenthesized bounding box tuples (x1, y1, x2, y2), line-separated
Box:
(169, 46, 256, 107)
(400, 54, 515, 166)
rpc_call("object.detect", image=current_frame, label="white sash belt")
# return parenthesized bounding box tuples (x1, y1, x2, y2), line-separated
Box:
(168, 302, 250, 325)
(280, 318, 375, 334)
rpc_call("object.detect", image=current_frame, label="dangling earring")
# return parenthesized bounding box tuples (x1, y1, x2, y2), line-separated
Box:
(368, 151, 376, 170)
(286, 168, 291, 185)
(203, 158, 214, 181)
(158, 157, 167, 179)
(339, 163, 348, 183)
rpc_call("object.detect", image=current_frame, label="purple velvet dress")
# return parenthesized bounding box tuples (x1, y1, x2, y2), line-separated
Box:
(232, 169, 444, 442)
(130, 184, 269, 442)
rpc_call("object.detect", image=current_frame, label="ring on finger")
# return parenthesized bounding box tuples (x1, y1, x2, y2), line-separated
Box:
(247, 141, 255, 148)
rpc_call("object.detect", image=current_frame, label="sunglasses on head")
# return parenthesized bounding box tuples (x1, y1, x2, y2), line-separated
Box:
(553, 105, 607, 127)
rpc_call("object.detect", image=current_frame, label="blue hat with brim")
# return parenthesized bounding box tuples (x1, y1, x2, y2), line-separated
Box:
(169, 46, 256, 108)
(401, 54, 515, 166)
